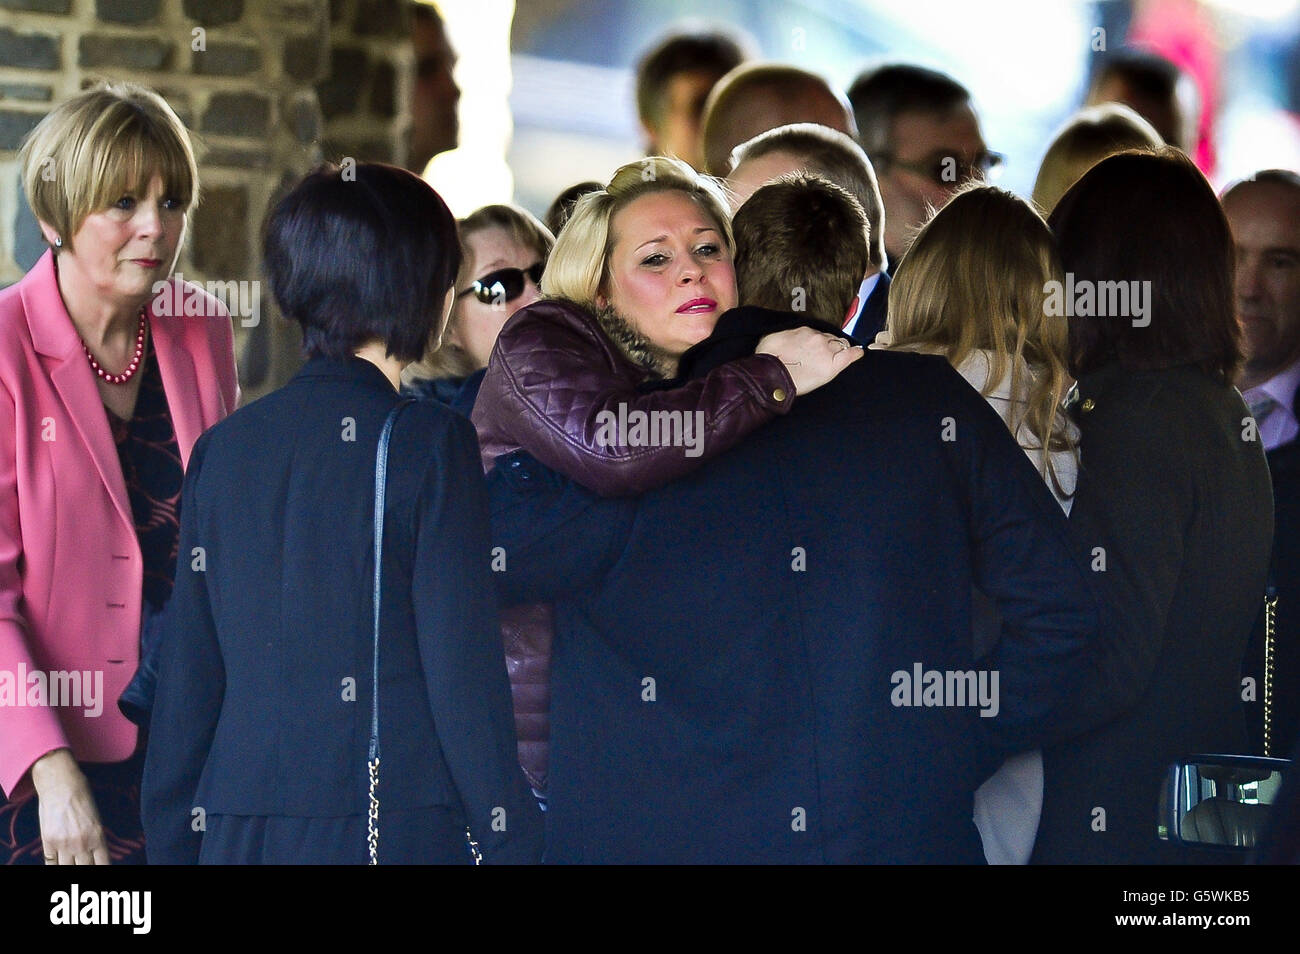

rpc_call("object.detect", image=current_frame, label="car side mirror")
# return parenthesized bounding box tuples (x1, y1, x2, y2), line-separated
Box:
(1159, 754, 1290, 850)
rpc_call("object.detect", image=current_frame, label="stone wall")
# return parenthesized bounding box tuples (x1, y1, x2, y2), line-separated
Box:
(0, 0, 415, 401)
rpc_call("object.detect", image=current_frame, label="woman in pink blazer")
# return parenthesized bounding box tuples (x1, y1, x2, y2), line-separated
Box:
(0, 83, 238, 864)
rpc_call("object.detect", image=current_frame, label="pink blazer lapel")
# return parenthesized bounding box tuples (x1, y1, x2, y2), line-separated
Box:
(150, 309, 204, 470)
(21, 251, 134, 534)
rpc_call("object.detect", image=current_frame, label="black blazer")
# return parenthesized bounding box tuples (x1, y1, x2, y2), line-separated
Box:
(490, 308, 1102, 864)
(142, 356, 542, 864)
(1033, 363, 1273, 865)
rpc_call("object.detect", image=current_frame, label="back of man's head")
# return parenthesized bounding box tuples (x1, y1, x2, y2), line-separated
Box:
(731, 123, 886, 271)
(701, 63, 856, 176)
(847, 63, 972, 156)
(733, 173, 869, 324)
(1221, 168, 1300, 203)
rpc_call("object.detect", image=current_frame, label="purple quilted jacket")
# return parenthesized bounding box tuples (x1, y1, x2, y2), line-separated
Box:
(473, 298, 796, 493)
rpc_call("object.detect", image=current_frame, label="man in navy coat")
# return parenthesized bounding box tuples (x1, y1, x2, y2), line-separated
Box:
(489, 306, 1102, 863)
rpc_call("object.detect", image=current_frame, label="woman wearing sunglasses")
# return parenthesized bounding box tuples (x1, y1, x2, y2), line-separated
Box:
(405, 204, 553, 415)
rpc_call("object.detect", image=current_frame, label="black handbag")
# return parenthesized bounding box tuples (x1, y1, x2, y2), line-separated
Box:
(367, 400, 483, 865)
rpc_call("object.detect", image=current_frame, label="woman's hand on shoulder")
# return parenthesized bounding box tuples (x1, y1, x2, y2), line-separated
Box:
(756, 327, 863, 397)
(30, 748, 110, 865)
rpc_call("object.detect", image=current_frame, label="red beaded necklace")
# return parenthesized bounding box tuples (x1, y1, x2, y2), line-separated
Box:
(83, 308, 147, 385)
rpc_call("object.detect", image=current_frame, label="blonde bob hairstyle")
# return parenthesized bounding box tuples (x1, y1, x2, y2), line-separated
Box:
(888, 184, 1076, 496)
(19, 82, 198, 253)
(415, 203, 555, 381)
(1031, 103, 1162, 214)
(542, 156, 734, 312)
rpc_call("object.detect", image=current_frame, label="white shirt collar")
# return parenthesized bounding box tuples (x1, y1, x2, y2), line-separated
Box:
(842, 272, 881, 337)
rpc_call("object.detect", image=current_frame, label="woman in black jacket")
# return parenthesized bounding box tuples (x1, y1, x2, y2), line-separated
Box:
(1032, 149, 1274, 864)
(141, 163, 542, 864)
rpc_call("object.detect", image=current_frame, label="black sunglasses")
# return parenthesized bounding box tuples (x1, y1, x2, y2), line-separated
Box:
(874, 150, 1005, 187)
(457, 262, 545, 306)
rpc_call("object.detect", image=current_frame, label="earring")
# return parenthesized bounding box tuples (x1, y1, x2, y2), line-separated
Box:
(53, 236, 62, 248)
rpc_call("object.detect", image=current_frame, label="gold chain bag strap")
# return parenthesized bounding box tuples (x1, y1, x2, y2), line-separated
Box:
(368, 400, 484, 865)
(369, 400, 411, 865)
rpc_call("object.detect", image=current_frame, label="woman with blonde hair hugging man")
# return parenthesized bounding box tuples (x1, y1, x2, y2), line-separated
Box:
(875, 184, 1078, 863)
(473, 157, 860, 799)
(475, 156, 859, 490)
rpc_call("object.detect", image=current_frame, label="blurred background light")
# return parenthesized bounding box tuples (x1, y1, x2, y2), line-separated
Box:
(418, 0, 1300, 215)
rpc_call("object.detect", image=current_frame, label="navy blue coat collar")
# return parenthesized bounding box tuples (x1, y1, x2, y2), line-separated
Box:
(293, 354, 399, 394)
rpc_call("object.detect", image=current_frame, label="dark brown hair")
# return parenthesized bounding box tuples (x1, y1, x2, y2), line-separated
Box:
(545, 180, 602, 237)
(636, 30, 746, 129)
(847, 63, 971, 156)
(733, 172, 868, 323)
(264, 162, 461, 362)
(1049, 148, 1240, 383)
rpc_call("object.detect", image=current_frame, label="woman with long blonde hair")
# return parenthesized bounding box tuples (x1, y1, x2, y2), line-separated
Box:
(879, 184, 1078, 506)
(877, 183, 1078, 864)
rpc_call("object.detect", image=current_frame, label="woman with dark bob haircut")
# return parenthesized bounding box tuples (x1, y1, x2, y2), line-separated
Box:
(142, 163, 543, 864)
(1032, 149, 1274, 864)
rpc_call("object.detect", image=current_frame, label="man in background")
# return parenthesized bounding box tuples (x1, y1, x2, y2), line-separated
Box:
(408, 2, 461, 174)
(729, 124, 890, 341)
(700, 63, 856, 177)
(635, 29, 748, 171)
(848, 64, 996, 268)
(1086, 49, 1199, 154)
(1223, 170, 1300, 760)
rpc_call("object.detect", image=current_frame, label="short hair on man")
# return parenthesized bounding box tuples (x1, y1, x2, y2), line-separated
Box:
(733, 172, 870, 323)
(1090, 49, 1180, 99)
(847, 63, 972, 157)
(1086, 48, 1198, 149)
(635, 29, 746, 133)
(1221, 168, 1300, 203)
(545, 180, 602, 237)
(700, 63, 856, 176)
(731, 122, 886, 270)
(409, 0, 440, 25)
(263, 161, 461, 363)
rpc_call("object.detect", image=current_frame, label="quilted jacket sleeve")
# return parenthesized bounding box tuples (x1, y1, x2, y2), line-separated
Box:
(471, 299, 795, 497)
